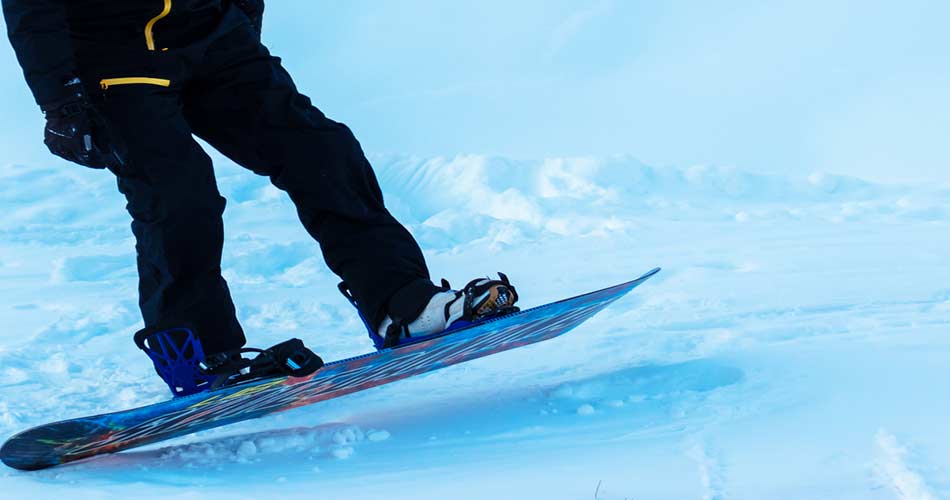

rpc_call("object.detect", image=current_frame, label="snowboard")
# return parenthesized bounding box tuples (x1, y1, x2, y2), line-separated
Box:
(1, 268, 660, 471)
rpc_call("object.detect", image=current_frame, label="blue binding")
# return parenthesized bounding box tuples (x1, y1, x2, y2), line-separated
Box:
(338, 282, 387, 349)
(137, 327, 217, 397)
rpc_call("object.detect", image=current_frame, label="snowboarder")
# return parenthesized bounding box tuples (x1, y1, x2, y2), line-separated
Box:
(1, 0, 519, 396)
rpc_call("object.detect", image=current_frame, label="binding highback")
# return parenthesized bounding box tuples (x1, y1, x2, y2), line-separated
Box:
(133, 325, 217, 397)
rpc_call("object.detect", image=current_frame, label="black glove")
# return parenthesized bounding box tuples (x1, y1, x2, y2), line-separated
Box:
(41, 77, 123, 170)
(233, 0, 264, 34)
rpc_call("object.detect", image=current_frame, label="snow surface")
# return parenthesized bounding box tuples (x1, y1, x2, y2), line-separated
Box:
(0, 154, 948, 499)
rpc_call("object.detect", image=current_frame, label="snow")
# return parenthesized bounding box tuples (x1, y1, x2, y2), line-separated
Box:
(1, 154, 949, 499)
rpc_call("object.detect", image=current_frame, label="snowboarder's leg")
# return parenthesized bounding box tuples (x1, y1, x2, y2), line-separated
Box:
(86, 75, 246, 356)
(182, 25, 441, 333)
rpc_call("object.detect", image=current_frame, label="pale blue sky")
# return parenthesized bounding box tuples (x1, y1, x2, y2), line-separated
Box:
(1, 0, 948, 183)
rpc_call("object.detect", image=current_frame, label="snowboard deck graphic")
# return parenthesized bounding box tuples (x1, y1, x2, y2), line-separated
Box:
(1, 268, 660, 471)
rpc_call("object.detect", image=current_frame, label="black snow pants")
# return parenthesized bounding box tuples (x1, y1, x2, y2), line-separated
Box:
(73, 7, 434, 354)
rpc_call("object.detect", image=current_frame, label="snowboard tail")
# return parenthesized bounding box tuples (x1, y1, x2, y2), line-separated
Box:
(1, 268, 660, 471)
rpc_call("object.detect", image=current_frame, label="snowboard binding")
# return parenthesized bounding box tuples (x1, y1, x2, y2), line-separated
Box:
(134, 325, 324, 398)
(339, 272, 520, 350)
(455, 272, 521, 322)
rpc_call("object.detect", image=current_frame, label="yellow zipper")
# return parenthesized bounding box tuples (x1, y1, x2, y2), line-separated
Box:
(100, 77, 172, 89)
(144, 0, 172, 51)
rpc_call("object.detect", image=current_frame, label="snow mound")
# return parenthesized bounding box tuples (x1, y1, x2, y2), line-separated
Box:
(369, 155, 948, 249)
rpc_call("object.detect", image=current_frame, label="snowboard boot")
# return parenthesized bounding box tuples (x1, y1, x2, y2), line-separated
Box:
(134, 325, 324, 398)
(340, 273, 520, 349)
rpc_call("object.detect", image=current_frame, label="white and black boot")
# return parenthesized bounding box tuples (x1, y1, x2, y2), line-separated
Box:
(378, 273, 519, 348)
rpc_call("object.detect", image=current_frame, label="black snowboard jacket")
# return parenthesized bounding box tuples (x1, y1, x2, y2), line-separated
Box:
(2, 0, 235, 106)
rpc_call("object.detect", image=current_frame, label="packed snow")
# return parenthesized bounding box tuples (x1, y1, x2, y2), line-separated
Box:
(0, 154, 948, 499)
